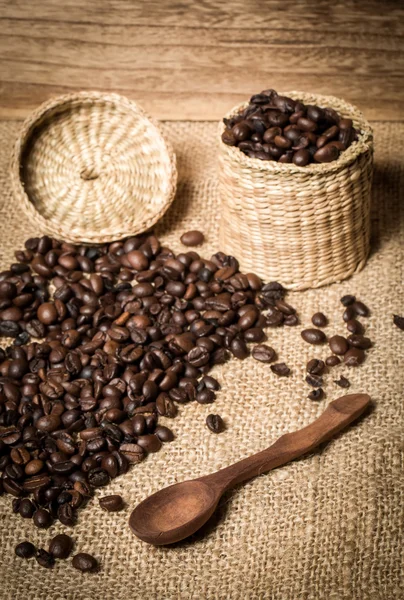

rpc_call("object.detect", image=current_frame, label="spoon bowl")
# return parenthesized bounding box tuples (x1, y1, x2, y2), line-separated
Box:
(129, 479, 219, 545)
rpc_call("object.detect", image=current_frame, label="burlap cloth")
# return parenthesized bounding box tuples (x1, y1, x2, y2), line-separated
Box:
(0, 120, 403, 600)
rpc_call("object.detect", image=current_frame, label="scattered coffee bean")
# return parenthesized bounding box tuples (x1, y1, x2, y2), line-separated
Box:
(328, 335, 349, 355)
(252, 344, 276, 363)
(72, 553, 98, 573)
(36, 548, 55, 569)
(306, 359, 325, 375)
(346, 319, 364, 335)
(340, 295, 356, 306)
(308, 388, 324, 401)
(352, 301, 369, 317)
(33, 508, 53, 529)
(342, 306, 356, 322)
(334, 376, 350, 388)
(99, 495, 124, 512)
(206, 414, 225, 433)
(347, 334, 372, 349)
(19, 498, 35, 519)
(311, 312, 328, 327)
(301, 329, 326, 345)
(180, 230, 205, 247)
(393, 315, 404, 331)
(270, 363, 290, 376)
(49, 534, 73, 559)
(344, 348, 365, 366)
(305, 374, 323, 388)
(15, 541, 36, 559)
(325, 355, 341, 367)
(222, 88, 359, 164)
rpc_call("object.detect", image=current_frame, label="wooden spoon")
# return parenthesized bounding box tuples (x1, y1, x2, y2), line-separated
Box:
(129, 393, 370, 545)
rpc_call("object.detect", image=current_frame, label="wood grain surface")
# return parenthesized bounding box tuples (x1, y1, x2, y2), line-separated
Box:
(0, 0, 403, 121)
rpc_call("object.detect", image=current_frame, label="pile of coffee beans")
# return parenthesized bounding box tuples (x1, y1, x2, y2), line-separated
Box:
(15, 533, 98, 571)
(0, 232, 296, 531)
(301, 295, 372, 399)
(221, 88, 359, 165)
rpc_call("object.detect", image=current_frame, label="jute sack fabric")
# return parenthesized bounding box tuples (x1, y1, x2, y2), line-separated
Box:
(218, 93, 373, 290)
(0, 120, 403, 600)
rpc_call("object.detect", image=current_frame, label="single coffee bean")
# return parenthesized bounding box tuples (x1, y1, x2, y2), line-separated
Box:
(99, 494, 124, 512)
(72, 553, 98, 573)
(306, 374, 323, 387)
(306, 359, 325, 375)
(196, 388, 215, 404)
(393, 315, 404, 331)
(33, 508, 53, 529)
(252, 344, 276, 363)
(344, 348, 365, 366)
(311, 312, 328, 327)
(180, 231, 204, 247)
(293, 149, 310, 166)
(340, 295, 356, 306)
(206, 414, 225, 433)
(58, 503, 76, 526)
(270, 363, 290, 376)
(328, 335, 349, 355)
(37, 302, 58, 325)
(343, 306, 356, 322)
(244, 327, 265, 343)
(347, 334, 372, 349)
(313, 144, 340, 163)
(15, 541, 36, 559)
(352, 301, 369, 317)
(230, 337, 249, 359)
(334, 376, 350, 388)
(136, 434, 162, 453)
(308, 388, 324, 401)
(202, 375, 221, 391)
(154, 425, 174, 442)
(325, 355, 341, 367)
(120, 443, 145, 464)
(49, 534, 73, 559)
(19, 498, 35, 518)
(346, 319, 364, 335)
(301, 329, 326, 345)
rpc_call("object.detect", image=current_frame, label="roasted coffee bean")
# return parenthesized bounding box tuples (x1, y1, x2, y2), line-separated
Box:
(33, 508, 53, 529)
(328, 335, 349, 355)
(15, 541, 36, 559)
(347, 334, 372, 349)
(36, 548, 55, 568)
(244, 327, 265, 343)
(72, 552, 98, 572)
(341, 295, 356, 306)
(252, 344, 276, 363)
(196, 388, 215, 404)
(136, 434, 162, 453)
(306, 374, 323, 387)
(334, 376, 350, 388)
(308, 388, 324, 401)
(99, 494, 124, 512)
(37, 302, 58, 325)
(230, 338, 249, 359)
(343, 306, 356, 322)
(270, 363, 290, 376)
(325, 355, 341, 367)
(393, 315, 404, 331)
(120, 443, 145, 464)
(19, 498, 35, 518)
(58, 503, 76, 526)
(311, 312, 328, 327)
(346, 319, 364, 335)
(344, 348, 365, 366)
(206, 414, 225, 433)
(180, 231, 204, 247)
(49, 534, 73, 559)
(88, 468, 110, 488)
(352, 301, 369, 317)
(301, 329, 326, 345)
(306, 359, 325, 375)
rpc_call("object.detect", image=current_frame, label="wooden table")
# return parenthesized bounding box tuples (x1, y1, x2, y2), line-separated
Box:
(0, 0, 403, 121)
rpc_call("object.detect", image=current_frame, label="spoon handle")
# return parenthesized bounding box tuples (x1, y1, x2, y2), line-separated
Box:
(205, 393, 370, 493)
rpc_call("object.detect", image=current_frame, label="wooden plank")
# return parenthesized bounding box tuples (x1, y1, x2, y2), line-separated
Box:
(0, 0, 403, 121)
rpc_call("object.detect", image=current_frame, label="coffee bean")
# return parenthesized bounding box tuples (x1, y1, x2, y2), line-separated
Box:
(334, 376, 350, 388)
(325, 355, 341, 367)
(15, 541, 36, 559)
(230, 338, 249, 359)
(306, 359, 325, 375)
(196, 388, 216, 404)
(341, 295, 356, 306)
(393, 315, 404, 331)
(72, 553, 98, 573)
(301, 329, 326, 345)
(244, 327, 265, 343)
(49, 534, 73, 559)
(58, 503, 76, 526)
(136, 434, 162, 453)
(343, 306, 356, 322)
(154, 425, 174, 442)
(0, 320, 20, 337)
(306, 374, 323, 387)
(344, 348, 365, 366)
(33, 508, 53, 529)
(328, 335, 349, 355)
(270, 363, 290, 376)
(37, 302, 58, 325)
(352, 301, 369, 317)
(313, 144, 340, 163)
(202, 375, 221, 391)
(346, 319, 364, 335)
(311, 312, 328, 327)
(120, 443, 145, 464)
(293, 149, 310, 166)
(347, 335, 372, 349)
(19, 498, 35, 518)
(308, 388, 324, 401)
(206, 414, 225, 433)
(180, 231, 205, 247)
(252, 344, 276, 363)
(99, 494, 124, 512)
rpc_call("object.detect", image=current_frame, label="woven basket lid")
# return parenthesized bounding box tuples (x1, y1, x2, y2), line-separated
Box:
(11, 92, 177, 244)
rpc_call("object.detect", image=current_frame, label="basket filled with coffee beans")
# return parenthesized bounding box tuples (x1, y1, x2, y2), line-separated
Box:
(11, 92, 177, 244)
(219, 89, 373, 290)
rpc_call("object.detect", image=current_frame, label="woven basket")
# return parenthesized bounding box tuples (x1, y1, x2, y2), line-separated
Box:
(218, 92, 374, 290)
(11, 92, 177, 244)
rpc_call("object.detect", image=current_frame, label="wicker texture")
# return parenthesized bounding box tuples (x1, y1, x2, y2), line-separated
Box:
(218, 92, 374, 290)
(10, 92, 177, 244)
(0, 120, 403, 600)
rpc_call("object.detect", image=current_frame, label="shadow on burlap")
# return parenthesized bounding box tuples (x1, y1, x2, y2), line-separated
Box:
(0, 121, 403, 600)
